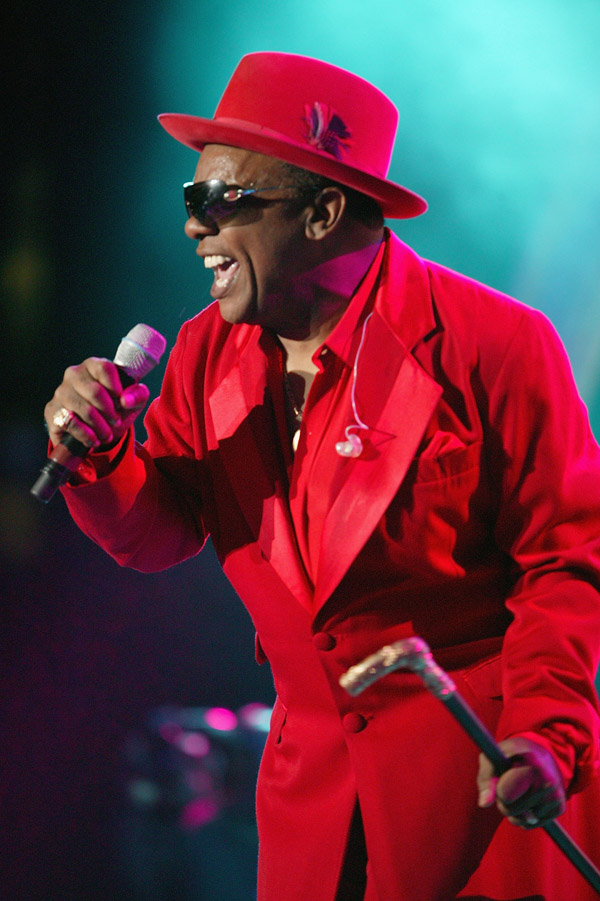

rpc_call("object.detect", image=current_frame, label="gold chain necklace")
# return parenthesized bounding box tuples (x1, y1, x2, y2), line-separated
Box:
(283, 370, 304, 452)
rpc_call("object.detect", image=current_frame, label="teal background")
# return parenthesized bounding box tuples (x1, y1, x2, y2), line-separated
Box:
(2, 2, 598, 898)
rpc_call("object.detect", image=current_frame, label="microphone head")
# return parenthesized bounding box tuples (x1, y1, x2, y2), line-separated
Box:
(114, 323, 167, 381)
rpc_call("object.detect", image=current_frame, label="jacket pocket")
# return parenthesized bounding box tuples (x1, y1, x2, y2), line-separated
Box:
(415, 436, 483, 483)
(269, 698, 287, 745)
(461, 653, 503, 700)
(255, 632, 268, 665)
(456, 654, 503, 737)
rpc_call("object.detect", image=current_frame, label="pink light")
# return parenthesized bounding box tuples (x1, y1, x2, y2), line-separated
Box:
(180, 797, 220, 829)
(238, 702, 272, 732)
(179, 731, 210, 758)
(204, 706, 238, 731)
(158, 721, 183, 744)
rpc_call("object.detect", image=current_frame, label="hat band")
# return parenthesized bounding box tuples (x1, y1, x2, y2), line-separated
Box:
(210, 117, 388, 180)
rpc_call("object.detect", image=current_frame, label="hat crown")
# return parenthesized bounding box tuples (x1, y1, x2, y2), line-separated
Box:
(213, 52, 398, 180)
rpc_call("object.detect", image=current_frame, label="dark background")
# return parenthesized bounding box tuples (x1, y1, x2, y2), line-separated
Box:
(2, 4, 274, 898)
(2, 2, 599, 898)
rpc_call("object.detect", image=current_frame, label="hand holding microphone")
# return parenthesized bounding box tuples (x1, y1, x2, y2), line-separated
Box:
(33, 324, 166, 503)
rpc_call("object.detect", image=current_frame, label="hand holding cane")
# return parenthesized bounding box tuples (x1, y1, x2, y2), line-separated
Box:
(340, 636, 600, 896)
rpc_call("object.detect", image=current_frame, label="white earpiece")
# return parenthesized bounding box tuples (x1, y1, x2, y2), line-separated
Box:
(334, 312, 373, 459)
(335, 432, 363, 458)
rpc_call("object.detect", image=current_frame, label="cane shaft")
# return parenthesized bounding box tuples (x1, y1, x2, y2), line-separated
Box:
(544, 821, 600, 894)
(443, 693, 511, 775)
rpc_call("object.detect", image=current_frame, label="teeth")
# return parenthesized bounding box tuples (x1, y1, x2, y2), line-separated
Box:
(203, 254, 233, 269)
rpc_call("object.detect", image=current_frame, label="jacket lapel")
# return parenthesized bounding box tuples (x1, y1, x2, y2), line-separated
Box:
(314, 236, 443, 610)
(208, 329, 313, 612)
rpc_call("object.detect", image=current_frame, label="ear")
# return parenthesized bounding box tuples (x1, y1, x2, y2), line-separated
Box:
(304, 187, 347, 240)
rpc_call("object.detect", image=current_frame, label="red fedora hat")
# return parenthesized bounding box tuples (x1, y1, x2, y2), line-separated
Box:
(158, 52, 427, 219)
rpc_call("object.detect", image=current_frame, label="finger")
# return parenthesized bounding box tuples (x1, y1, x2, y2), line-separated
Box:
(496, 753, 565, 814)
(533, 795, 566, 820)
(67, 359, 126, 423)
(507, 811, 541, 829)
(77, 361, 150, 424)
(47, 399, 113, 449)
(81, 357, 126, 396)
(476, 753, 498, 807)
(496, 764, 565, 828)
(507, 797, 565, 829)
(46, 359, 125, 446)
(48, 387, 119, 446)
(500, 788, 565, 826)
(495, 764, 536, 810)
(498, 780, 562, 815)
(119, 383, 150, 412)
(46, 404, 98, 449)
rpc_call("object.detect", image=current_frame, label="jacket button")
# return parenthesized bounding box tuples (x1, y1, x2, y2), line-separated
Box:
(312, 631, 336, 651)
(342, 712, 367, 733)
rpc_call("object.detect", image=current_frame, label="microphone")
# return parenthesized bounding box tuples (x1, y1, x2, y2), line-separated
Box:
(31, 323, 167, 504)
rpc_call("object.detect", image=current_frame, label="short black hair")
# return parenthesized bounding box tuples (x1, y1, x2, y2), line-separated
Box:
(275, 161, 384, 230)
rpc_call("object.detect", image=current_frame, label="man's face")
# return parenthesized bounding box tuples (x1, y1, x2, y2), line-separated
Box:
(185, 144, 317, 334)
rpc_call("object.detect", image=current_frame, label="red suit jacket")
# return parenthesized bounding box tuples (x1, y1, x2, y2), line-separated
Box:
(63, 232, 600, 900)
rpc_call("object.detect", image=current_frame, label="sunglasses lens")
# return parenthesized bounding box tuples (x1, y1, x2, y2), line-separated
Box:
(184, 180, 249, 224)
(184, 180, 222, 223)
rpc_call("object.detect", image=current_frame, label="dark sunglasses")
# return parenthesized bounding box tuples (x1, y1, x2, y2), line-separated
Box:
(183, 179, 294, 226)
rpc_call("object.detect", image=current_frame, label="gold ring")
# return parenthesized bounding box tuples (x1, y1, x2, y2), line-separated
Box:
(52, 407, 75, 430)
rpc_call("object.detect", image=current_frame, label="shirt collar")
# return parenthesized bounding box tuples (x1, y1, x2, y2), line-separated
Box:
(317, 233, 387, 368)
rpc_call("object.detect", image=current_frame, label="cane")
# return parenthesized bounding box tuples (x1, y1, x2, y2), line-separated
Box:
(339, 636, 600, 896)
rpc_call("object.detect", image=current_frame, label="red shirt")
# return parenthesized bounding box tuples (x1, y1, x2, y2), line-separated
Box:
(287, 239, 386, 587)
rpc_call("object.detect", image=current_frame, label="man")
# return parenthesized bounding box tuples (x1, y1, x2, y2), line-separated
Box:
(44, 53, 600, 899)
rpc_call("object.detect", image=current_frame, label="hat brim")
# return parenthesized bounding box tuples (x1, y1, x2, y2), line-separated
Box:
(158, 113, 427, 219)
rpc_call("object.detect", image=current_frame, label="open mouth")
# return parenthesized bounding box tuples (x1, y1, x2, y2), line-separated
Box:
(204, 254, 240, 291)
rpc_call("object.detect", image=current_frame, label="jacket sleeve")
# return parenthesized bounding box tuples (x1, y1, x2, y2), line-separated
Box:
(60, 319, 211, 572)
(485, 307, 600, 792)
